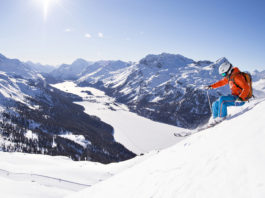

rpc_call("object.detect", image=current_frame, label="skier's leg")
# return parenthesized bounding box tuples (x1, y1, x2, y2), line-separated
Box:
(218, 95, 236, 117)
(224, 96, 245, 107)
(219, 95, 245, 117)
(212, 100, 219, 119)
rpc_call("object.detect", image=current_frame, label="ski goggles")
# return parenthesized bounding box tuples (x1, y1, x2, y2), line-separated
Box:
(221, 72, 227, 77)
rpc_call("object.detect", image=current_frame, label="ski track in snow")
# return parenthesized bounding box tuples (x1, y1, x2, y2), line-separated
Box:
(0, 168, 90, 191)
(0, 149, 157, 198)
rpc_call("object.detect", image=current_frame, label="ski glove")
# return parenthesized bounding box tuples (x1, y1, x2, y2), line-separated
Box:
(204, 85, 213, 90)
(235, 97, 243, 102)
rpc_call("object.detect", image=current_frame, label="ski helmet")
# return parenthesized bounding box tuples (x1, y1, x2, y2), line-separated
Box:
(219, 62, 232, 77)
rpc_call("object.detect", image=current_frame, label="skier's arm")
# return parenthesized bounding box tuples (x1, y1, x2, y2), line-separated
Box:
(210, 77, 229, 89)
(234, 75, 250, 100)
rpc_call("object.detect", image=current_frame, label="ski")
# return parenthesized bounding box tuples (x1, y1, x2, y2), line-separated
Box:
(196, 121, 222, 132)
(174, 117, 228, 137)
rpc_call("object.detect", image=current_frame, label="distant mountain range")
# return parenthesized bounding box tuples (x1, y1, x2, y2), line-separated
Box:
(0, 53, 40, 79)
(49, 53, 265, 128)
(0, 53, 135, 163)
(0, 52, 264, 162)
(25, 61, 56, 73)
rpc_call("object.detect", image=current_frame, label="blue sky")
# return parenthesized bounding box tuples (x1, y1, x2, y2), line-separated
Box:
(0, 0, 264, 70)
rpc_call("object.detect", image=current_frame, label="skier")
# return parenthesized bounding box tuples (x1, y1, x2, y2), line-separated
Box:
(205, 62, 251, 125)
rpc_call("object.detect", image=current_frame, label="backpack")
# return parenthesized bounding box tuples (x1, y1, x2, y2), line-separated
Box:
(231, 72, 253, 101)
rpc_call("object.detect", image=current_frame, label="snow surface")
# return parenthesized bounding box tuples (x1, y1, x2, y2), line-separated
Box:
(50, 59, 93, 80)
(75, 54, 231, 105)
(0, 53, 41, 79)
(0, 71, 43, 108)
(25, 130, 38, 140)
(51, 81, 187, 154)
(67, 98, 265, 198)
(59, 133, 91, 148)
(1, 80, 265, 198)
(253, 79, 265, 93)
(0, 151, 156, 198)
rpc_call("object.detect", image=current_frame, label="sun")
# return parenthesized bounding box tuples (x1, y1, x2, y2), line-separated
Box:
(43, 0, 51, 20)
(34, 0, 59, 21)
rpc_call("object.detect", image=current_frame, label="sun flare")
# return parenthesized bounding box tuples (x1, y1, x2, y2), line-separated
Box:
(35, 0, 59, 21)
(43, 0, 51, 20)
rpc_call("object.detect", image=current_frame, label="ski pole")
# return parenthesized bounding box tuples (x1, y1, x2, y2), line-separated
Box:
(206, 90, 212, 114)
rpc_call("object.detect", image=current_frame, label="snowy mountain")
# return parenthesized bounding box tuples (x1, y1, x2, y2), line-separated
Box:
(75, 53, 231, 128)
(252, 69, 265, 81)
(252, 69, 265, 95)
(50, 58, 132, 83)
(1, 51, 264, 162)
(0, 53, 41, 79)
(47, 52, 265, 129)
(78, 60, 133, 83)
(73, 53, 265, 129)
(67, 98, 265, 198)
(2, 96, 264, 198)
(0, 70, 135, 163)
(26, 61, 56, 73)
(1, 52, 265, 197)
(50, 59, 93, 80)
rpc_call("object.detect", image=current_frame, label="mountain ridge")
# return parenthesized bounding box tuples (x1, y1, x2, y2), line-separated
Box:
(0, 54, 136, 163)
(75, 53, 232, 128)
(1, 51, 265, 129)
(46, 52, 265, 129)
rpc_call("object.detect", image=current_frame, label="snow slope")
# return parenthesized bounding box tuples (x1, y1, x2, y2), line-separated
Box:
(0, 71, 135, 163)
(0, 71, 42, 107)
(0, 151, 155, 198)
(0, 53, 41, 79)
(253, 79, 265, 95)
(52, 82, 188, 154)
(67, 98, 265, 198)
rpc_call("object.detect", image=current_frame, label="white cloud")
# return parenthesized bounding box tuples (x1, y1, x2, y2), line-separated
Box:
(98, 32, 104, 38)
(85, 33, 92, 39)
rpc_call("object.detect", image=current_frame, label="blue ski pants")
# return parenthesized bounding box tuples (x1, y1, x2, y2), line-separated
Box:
(212, 95, 245, 118)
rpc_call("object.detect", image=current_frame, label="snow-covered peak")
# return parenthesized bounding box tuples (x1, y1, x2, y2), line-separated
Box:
(77, 60, 132, 84)
(72, 58, 92, 66)
(0, 53, 7, 60)
(0, 54, 41, 79)
(196, 60, 213, 67)
(50, 59, 93, 80)
(26, 61, 56, 73)
(139, 53, 194, 69)
(203, 57, 230, 74)
(76, 54, 234, 128)
(252, 69, 265, 81)
(215, 57, 229, 65)
(0, 71, 41, 106)
(82, 60, 130, 71)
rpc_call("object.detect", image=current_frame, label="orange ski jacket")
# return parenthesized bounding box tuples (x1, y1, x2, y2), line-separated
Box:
(210, 67, 250, 101)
